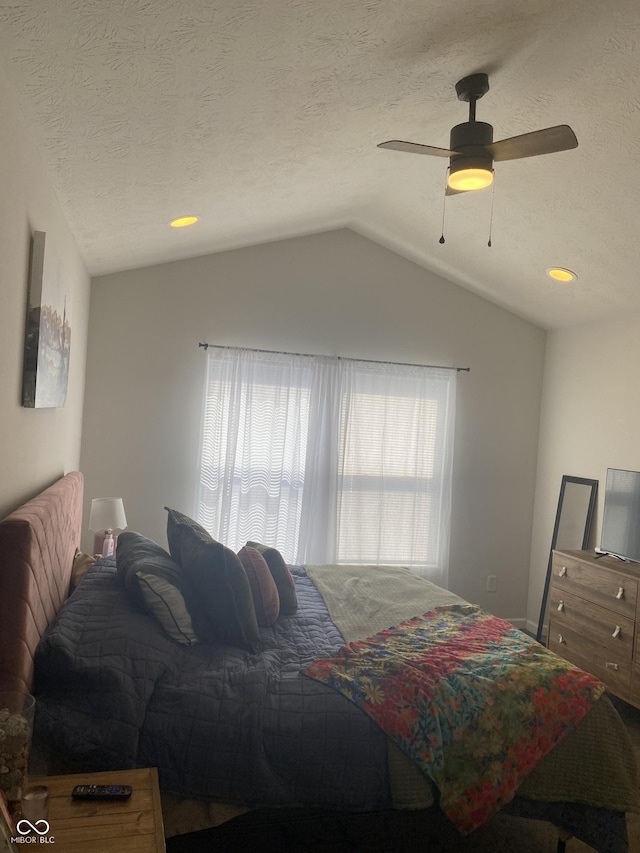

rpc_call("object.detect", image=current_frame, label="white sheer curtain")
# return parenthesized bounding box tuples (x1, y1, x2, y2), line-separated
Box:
(335, 360, 456, 581)
(196, 347, 456, 586)
(197, 348, 311, 558)
(296, 357, 341, 565)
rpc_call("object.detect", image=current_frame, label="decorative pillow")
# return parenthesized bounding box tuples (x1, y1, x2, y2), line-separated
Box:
(116, 531, 200, 645)
(164, 506, 213, 561)
(246, 541, 298, 615)
(70, 549, 96, 591)
(165, 508, 260, 651)
(135, 571, 198, 645)
(237, 546, 280, 626)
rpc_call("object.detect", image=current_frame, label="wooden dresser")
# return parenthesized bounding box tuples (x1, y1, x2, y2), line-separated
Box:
(548, 549, 640, 709)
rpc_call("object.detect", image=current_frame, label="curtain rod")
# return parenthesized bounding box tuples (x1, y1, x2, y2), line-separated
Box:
(198, 343, 470, 373)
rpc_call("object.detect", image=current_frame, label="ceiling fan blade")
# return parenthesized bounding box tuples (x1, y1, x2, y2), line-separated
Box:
(377, 140, 454, 158)
(488, 125, 578, 162)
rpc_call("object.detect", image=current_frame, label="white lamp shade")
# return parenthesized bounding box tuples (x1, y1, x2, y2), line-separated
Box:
(89, 497, 127, 532)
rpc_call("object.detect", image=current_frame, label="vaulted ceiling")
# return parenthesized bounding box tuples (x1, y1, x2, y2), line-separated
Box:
(0, 0, 638, 329)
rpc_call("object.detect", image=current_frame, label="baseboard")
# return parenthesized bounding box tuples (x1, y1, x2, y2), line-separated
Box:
(525, 618, 547, 641)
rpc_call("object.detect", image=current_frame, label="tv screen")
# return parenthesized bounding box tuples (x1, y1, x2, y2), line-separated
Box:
(600, 468, 640, 562)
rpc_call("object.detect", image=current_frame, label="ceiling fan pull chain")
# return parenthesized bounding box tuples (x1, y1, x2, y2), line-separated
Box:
(487, 180, 495, 247)
(439, 173, 448, 244)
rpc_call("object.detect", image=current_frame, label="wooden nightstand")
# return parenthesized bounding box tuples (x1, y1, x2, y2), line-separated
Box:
(26, 767, 165, 852)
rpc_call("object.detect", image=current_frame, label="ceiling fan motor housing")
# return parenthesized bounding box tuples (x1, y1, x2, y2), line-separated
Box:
(449, 121, 494, 173)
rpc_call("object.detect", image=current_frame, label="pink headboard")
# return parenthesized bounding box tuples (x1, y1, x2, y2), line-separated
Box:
(0, 471, 83, 694)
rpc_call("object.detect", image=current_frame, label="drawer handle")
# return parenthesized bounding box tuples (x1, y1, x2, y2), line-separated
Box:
(612, 625, 622, 639)
(558, 634, 565, 644)
(557, 600, 564, 612)
(616, 587, 625, 600)
(559, 566, 567, 578)
(605, 662, 620, 671)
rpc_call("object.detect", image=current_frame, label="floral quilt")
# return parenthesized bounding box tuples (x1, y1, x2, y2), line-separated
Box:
(304, 603, 605, 833)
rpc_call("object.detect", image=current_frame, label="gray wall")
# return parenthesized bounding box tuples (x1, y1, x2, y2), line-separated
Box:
(0, 63, 89, 519)
(528, 312, 640, 631)
(82, 228, 546, 623)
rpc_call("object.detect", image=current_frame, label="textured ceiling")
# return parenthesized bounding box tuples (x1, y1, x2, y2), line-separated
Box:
(0, 0, 639, 329)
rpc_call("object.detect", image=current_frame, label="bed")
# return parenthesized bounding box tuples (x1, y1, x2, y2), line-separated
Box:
(0, 472, 637, 852)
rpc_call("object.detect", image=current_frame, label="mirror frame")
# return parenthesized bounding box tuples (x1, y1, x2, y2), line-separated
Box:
(536, 475, 598, 643)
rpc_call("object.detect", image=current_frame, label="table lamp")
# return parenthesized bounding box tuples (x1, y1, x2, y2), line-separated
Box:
(89, 497, 127, 556)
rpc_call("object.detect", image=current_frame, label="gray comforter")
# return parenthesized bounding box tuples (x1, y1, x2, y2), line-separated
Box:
(34, 560, 389, 810)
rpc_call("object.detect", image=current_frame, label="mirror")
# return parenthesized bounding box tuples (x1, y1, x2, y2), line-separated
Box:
(536, 475, 598, 643)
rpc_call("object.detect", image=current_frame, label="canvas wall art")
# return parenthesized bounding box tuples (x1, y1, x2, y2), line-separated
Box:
(22, 231, 71, 408)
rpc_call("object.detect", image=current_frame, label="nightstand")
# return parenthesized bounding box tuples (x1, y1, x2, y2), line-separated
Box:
(26, 767, 165, 852)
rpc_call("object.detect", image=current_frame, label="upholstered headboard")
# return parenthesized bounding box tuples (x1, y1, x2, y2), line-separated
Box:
(0, 472, 83, 694)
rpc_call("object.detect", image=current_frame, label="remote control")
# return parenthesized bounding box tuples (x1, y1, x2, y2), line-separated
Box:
(71, 784, 133, 801)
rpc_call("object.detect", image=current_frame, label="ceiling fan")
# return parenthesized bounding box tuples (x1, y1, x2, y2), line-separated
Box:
(378, 73, 578, 194)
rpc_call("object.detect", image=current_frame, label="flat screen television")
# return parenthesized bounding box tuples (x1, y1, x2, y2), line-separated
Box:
(600, 468, 640, 562)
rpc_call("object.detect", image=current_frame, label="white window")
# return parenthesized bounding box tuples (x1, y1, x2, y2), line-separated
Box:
(196, 347, 456, 586)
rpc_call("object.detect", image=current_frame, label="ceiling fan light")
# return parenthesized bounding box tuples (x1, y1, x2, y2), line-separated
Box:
(447, 167, 494, 191)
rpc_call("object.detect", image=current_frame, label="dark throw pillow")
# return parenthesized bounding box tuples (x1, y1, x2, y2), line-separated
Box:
(116, 531, 199, 645)
(165, 508, 260, 651)
(164, 506, 214, 559)
(237, 546, 280, 627)
(246, 541, 298, 615)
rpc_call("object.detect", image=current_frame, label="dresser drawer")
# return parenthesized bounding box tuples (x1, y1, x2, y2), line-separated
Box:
(549, 587, 635, 659)
(551, 553, 637, 619)
(548, 620, 631, 697)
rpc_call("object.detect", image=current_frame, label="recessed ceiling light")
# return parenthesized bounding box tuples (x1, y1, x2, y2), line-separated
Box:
(546, 267, 577, 282)
(169, 215, 199, 228)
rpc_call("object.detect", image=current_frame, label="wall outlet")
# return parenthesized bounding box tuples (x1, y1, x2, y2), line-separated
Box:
(486, 574, 498, 592)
